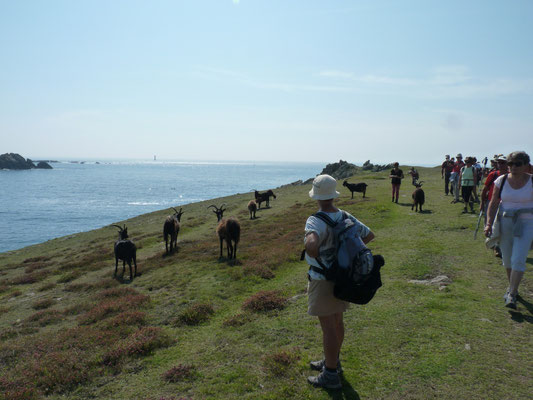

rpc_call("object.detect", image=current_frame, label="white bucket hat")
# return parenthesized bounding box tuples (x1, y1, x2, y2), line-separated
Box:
(309, 174, 340, 200)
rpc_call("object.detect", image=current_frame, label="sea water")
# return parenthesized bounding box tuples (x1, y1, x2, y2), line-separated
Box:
(0, 160, 322, 253)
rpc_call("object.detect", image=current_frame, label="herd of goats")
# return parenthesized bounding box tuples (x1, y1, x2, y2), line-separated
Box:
(111, 189, 277, 281)
(111, 179, 424, 281)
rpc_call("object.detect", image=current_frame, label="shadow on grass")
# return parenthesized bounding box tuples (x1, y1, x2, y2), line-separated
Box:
(324, 376, 361, 400)
(509, 311, 533, 324)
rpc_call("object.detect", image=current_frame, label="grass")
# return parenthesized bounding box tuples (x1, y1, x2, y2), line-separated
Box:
(0, 165, 532, 399)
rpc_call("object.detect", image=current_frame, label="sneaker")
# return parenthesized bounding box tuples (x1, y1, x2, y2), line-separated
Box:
(505, 294, 517, 310)
(307, 369, 342, 389)
(310, 359, 343, 374)
(503, 288, 518, 300)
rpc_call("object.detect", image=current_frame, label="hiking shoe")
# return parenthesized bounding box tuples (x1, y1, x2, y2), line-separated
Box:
(505, 294, 517, 310)
(307, 369, 342, 389)
(503, 288, 518, 301)
(310, 359, 343, 374)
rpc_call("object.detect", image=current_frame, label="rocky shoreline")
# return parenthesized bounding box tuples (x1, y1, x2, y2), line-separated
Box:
(0, 153, 53, 170)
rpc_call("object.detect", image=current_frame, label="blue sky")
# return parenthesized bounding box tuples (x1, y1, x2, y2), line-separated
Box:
(1, 0, 531, 165)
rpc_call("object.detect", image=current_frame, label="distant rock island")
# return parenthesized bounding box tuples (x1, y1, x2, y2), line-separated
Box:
(0, 153, 53, 170)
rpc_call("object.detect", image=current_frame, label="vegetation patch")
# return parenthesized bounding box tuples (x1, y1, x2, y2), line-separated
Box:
(57, 270, 82, 283)
(25, 309, 63, 326)
(242, 290, 287, 312)
(11, 270, 49, 285)
(243, 264, 275, 279)
(177, 302, 215, 326)
(223, 312, 254, 327)
(78, 293, 150, 325)
(31, 298, 55, 310)
(37, 282, 56, 292)
(106, 311, 147, 327)
(262, 348, 301, 376)
(102, 326, 173, 366)
(162, 364, 197, 383)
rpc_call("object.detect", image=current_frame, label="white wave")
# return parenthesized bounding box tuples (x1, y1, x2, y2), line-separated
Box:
(127, 201, 162, 206)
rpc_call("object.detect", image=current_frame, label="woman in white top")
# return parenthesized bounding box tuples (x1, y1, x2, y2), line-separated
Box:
(485, 151, 533, 309)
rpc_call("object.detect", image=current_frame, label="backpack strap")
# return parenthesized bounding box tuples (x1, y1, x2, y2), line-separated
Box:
(498, 174, 508, 198)
(313, 211, 338, 227)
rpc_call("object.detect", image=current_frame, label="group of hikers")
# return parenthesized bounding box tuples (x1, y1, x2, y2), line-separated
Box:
(302, 150, 532, 390)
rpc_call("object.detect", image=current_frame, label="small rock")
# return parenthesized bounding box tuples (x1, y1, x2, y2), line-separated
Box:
(465, 344, 471, 351)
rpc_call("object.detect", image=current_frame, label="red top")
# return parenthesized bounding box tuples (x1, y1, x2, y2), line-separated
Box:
(484, 170, 502, 201)
(452, 161, 465, 173)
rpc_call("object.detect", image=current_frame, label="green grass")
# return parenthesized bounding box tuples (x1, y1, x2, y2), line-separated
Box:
(0, 166, 532, 399)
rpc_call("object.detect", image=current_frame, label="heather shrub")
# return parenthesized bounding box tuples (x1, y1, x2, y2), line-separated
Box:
(31, 298, 55, 310)
(37, 282, 56, 292)
(243, 264, 275, 279)
(57, 271, 82, 283)
(262, 348, 301, 376)
(96, 286, 139, 299)
(26, 309, 63, 326)
(103, 327, 173, 366)
(64, 282, 93, 292)
(11, 270, 48, 285)
(242, 290, 287, 312)
(0, 306, 8, 315)
(162, 364, 197, 383)
(78, 294, 150, 325)
(106, 311, 147, 327)
(0, 376, 39, 400)
(222, 312, 254, 327)
(176, 302, 214, 326)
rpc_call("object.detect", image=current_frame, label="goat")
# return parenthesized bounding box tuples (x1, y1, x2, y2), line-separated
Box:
(247, 200, 257, 219)
(208, 203, 226, 222)
(411, 182, 425, 212)
(216, 217, 241, 259)
(342, 180, 368, 198)
(254, 189, 276, 208)
(163, 207, 184, 254)
(112, 224, 137, 280)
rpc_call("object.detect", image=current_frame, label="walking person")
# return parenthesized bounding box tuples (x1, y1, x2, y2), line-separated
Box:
(450, 154, 465, 203)
(484, 151, 533, 309)
(389, 162, 404, 203)
(441, 155, 454, 195)
(459, 156, 478, 213)
(304, 174, 375, 389)
(481, 155, 508, 257)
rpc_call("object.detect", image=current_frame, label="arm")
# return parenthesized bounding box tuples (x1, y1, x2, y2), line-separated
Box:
(362, 231, 375, 245)
(304, 232, 320, 258)
(484, 186, 500, 236)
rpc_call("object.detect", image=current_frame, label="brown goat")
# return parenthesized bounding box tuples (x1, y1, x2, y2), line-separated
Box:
(254, 189, 276, 209)
(163, 207, 184, 253)
(411, 182, 425, 212)
(216, 217, 241, 259)
(247, 200, 257, 219)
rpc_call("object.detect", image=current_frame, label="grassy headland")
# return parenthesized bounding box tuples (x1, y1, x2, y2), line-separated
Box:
(0, 166, 531, 400)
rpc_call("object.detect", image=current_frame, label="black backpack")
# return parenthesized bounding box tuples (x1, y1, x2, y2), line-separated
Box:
(306, 211, 385, 305)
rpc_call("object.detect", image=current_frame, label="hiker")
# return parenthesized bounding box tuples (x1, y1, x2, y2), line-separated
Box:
(481, 155, 508, 257)
(304, 174, 375, 389)
(459, 156, 478, 213)
(441, 155, 454, 195)
(484, 151, 533, 309)
(389, 162, 404, 203)
(408, 167, 419, 186)
(450, 154, 465, 203)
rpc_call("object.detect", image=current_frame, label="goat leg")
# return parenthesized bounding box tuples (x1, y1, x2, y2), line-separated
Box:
(233, 241, 237, 259)
(114, 257, 118, 276)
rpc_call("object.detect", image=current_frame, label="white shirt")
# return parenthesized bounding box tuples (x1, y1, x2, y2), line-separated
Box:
(494, 174, 533, 220)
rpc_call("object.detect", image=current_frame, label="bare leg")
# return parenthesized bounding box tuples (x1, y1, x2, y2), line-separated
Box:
(318, 314, 342, 370)
(509, 270, 524, 296)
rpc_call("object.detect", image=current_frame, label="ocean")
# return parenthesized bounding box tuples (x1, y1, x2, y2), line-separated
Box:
(0, 160, 322, 253)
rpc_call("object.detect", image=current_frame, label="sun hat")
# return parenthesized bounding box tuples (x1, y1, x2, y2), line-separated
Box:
(309, 174, 340, 200)
(456, 153, 463, 159)
(445, 155, 450, 159)
(496, 155, 507, 162)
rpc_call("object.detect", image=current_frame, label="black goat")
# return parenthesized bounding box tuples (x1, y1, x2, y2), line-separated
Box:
(254, 189, 276, 208)
(163, 207, 184, 254)
(411, 182, 425, 212)
(343, 180, 368, 198)
(112, 224, 137, 280)
(208, 204, 226, 222)
(248, 200, 257, 219)
(216, 217, 241, 259)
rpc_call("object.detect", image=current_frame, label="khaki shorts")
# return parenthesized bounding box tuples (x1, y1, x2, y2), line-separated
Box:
(307, 279, 349, 317)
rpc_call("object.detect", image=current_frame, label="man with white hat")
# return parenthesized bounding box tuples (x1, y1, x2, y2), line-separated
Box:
(304, 174, 375, 389)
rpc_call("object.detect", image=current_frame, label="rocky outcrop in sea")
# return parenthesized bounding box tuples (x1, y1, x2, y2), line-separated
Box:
(0, 153, 53, 170)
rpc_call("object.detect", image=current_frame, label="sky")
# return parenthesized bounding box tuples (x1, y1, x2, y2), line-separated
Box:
(1, 0, 532, 165)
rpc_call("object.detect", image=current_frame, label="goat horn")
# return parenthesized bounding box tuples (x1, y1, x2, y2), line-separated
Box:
(112, 224, 123, 231)
(172, 207, 179, 214)
(207, 205, 218, 210)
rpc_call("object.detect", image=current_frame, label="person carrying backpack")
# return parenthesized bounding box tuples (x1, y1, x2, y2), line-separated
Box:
(304, 174, 375, 389)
